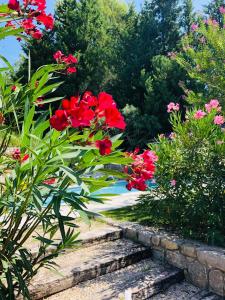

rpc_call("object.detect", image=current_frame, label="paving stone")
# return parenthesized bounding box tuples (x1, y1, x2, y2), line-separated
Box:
(152, 235, 161, 246)
(166, 250, 187, 269)
(197, 249, 225, 272)
(161, 238, 179, 250)
(181, 243, 197, 258)
(187, 260, 208, 289)
(46, 259, 183, 300)
(138, 230, 153, 247)
(29, 239, 151, 299)
(151, 281, 221, 300)
(209, 269, 225, 296)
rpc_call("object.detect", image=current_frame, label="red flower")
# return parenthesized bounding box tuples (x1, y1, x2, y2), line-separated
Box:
(125, 149, 158, 191)
(12, 148, 21, 160)
(11, 85, 17, 91)
(22, 154, 29, 162)
(21, 19, 35, 31)
(63, 54, 78, 64)
(35, 97, 44, 107)
(98, 92, 116, 110)
(31, 30, 43, 39)
(8, 0, 20, 11)
(36, 12, 54, 30)
(12, 149, 29, 163)
(96, 137, 112, 156)
(67, 67, 77, 74)
(61, 99, 71, 110)
(5, 21, 15, 28)
(70, 103, 95, 128)
(36, 0, 46, 11)
(43, 178, 56, 185)
(50, 110, 69, 131)
(104, 107, 126, 130)
(53, 50, 64, 62)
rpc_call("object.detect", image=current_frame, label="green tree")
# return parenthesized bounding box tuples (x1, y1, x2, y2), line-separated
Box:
(181, 0, 195, 33)
(176, 15, 225, 108)
(17, 0, 128, 96)
(205, 0, 225, 27)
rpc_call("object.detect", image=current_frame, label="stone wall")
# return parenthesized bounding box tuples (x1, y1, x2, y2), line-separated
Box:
(105, 219, 225, 297)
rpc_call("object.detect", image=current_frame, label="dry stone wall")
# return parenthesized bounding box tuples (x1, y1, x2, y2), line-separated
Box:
(105, 219, 225, 297)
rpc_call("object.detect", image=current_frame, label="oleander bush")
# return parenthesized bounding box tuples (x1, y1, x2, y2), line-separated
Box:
(138, 100, 225, 246)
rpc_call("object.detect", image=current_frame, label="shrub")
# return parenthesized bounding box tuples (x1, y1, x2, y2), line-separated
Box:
(138, 100, 225, 246)
(176, 10, 225, 107)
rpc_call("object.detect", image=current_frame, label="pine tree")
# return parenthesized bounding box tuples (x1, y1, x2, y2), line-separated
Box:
(181, 0, 195, 33)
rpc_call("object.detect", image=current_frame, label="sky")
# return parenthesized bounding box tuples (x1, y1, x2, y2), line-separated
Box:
(0, 0, 210, 66)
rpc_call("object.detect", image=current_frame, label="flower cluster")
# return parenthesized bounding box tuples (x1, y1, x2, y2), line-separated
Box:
(194, 110, 206, 119)
(5, 0, 54, 40)
(167, 102, 180, 113)
(50, 91, 126, 156)
(95, 137, 112, 156)
(53, 51, 78, 74)
(50, 91, 126, 132)
(125, 149, 158, 191)
(205, 99, 221, 113)
(12, 148, 29, 162)
(192, 99, 224, 125)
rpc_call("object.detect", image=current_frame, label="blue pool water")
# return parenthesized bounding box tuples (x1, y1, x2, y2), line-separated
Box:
(68, 180, 155, 196)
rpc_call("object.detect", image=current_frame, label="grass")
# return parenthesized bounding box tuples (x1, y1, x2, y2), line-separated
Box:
(102, 205, 170, 227)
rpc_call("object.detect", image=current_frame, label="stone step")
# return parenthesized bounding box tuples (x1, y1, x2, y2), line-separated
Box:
(30, 225, 122, 256)
(45, 258, 184, 300)
(29, 239, 151, 299)
(151, 281, 222, 300)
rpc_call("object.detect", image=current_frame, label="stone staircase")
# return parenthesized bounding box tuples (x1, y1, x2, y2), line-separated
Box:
(28, 224, 222, 300)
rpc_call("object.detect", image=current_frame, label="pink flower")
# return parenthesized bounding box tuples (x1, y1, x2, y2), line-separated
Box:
(194, 110, 206, 119)
(214, 115, 225, 125)
(53, 50, 63, 61)
(12, 148, 21, 160)
(67, 67, 77, 74)
(167, 102, 180, 113)
(169, 132, 176, 139)
(210, 99, 220, 108)
(205, 99, 221, 113)
(170, 179, 176, 187)
(191, 23, 198, 31)
(159, 134, 165, 139)
(219, 6, 225, 14)
(216, 140, 224, 145)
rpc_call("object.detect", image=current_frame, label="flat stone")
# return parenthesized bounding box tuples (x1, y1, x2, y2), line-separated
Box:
(187, 260, 208, 289)
(138, 230, 153, 247)
(125, 227, 139, 242)
(46, 258, 183, 300)
(152, 235, 161, 246)
(166, 251, 187, 269)
(181, 243, 197, 258)
(29, 239, 150, 299)
(152, 281, 221, 300)
(161, 238, 179, 250)
(152, 249, 165, 262)
(209, 269, 225, 296)
(197, 249, 225, 272)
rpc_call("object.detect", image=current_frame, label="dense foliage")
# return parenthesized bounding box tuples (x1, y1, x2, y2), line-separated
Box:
(176, 12, 225, 108)
(0, 1, 158, 298)
(16, 0, 201, 149)
(138, 100, 225, 246)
